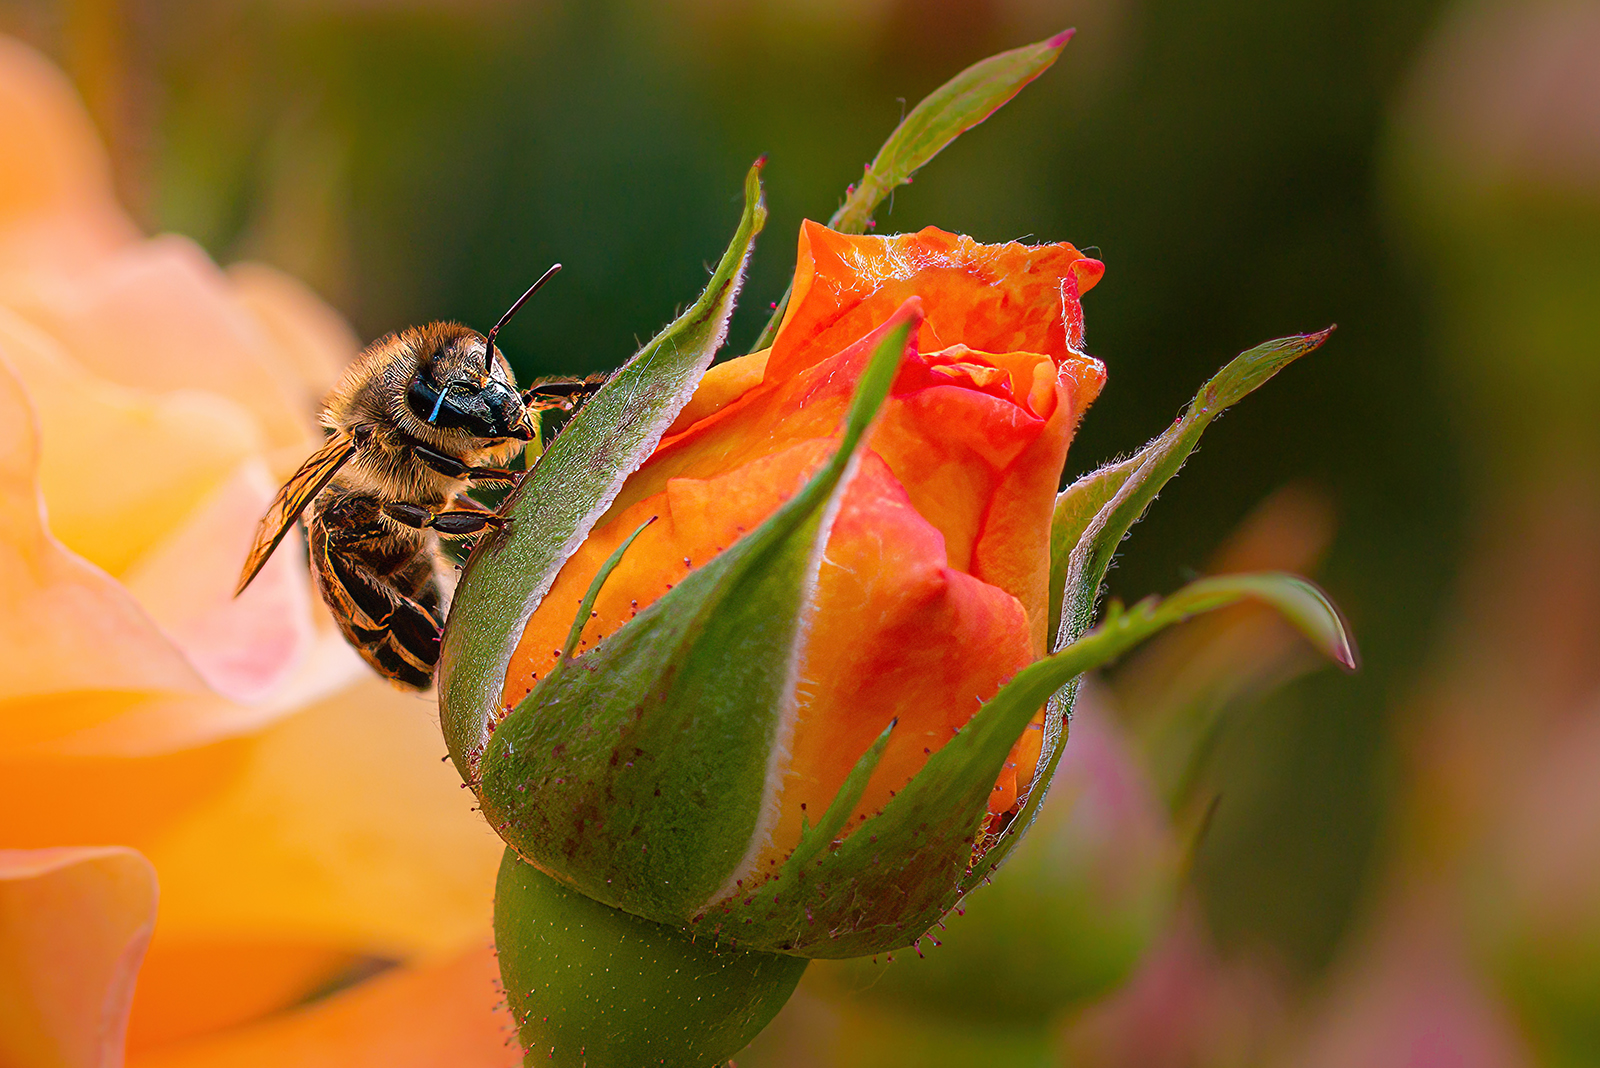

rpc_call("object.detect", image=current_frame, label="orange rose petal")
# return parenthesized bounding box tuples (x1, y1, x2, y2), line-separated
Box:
(0, 38, 134, 282)
(771, 221, 1102, 380)
(226, 262, 358, 427)
(663, 348, 770, 436)
(989, 713, 1048, 819)
(0, 337, 232, 754)
(605, 324, 1051, 588)
(141, 676, 503, 960)
(748, 451, 1036, 875)
(864, 360, 1043, 577)
(126, 946, 510, 1068)
(968, 350, 1105, 652)
(0, 846, 157, 1068)
(121, 461, 317, 705)
(0, 307, 263, 576)
(10, 236, 320, 454)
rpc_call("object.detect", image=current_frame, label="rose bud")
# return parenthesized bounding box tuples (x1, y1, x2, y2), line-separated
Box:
(469, 214, 1104, 942)
(441, 164, 1350, 1065)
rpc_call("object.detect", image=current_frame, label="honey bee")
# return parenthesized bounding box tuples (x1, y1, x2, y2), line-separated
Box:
(237, 264, 603, 689)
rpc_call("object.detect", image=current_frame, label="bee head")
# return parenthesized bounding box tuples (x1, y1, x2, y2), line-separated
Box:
(403, 263, 562, 443)
(406, 327, 536, 441)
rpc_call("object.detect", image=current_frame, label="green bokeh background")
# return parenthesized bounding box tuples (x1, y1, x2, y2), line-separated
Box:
(4, 0, 1477, 1008)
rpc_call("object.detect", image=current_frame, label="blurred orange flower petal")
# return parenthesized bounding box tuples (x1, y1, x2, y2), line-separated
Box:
(0, 33, 509, 1061)
(9, 237, 322, 455)
(225, 262, 358, 435)
(126, 946, 512, 1068)
(140, 677, 503, 960)
(0, 342, 229, 754)
(0, 846, 157, 1068)
(126, 941, 356, 1052)
(120, 461, 318, 705)
(0, 38, 134, 282)
(0, 308, 263, 577)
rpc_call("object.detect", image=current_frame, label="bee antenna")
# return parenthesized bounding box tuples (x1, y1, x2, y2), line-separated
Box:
(483, 262, 561, 369)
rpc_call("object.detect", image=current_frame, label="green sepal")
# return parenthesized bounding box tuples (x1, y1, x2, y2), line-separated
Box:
(953, 570, 1352, 896)
(749, 29, 1073, 352)
(495, 848, 807, 1068)
(477, 310, 919, 920)
(990, 328, 1338, 884)
(700, 570, 1349, 956)
(439, 161, 767, 783)
(1046, 453, 1139, 644)
(1052, 328, 1336, 652)
(797, 717, 897, 858)
(558, 516, 655, 660)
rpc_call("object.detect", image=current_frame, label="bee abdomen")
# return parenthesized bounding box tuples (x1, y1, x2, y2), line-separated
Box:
(309, 495, 447, 691)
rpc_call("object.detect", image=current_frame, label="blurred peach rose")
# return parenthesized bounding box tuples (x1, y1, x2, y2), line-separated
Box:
(0, 35, 509, 1066)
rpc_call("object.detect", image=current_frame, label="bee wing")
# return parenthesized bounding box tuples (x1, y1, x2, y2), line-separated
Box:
(236, 433, 360, 596)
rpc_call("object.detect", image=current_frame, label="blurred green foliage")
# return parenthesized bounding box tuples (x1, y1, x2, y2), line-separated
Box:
(3, 0, 1466, 979)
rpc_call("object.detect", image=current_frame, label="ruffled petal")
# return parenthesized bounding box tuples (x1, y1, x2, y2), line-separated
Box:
(771, 221, 1103, 378)
(0, 846, 157, 1068)
(0, 307, 262, 576)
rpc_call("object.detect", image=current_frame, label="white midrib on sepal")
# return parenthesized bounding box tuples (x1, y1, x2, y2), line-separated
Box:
(703, 448, 864, 907)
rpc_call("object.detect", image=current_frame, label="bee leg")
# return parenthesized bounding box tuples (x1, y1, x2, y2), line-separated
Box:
(382, 500, 506, 537)
(411, 443, 472, 479)
(522, 393, 579, 414)
(461, 465, 521, 485)
(522, 373, 606, 412)
(410, 442, 521, 486)
(429, 510, 507, 537)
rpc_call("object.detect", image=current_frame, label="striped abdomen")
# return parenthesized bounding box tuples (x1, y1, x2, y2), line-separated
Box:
(308, 491, 448, 689)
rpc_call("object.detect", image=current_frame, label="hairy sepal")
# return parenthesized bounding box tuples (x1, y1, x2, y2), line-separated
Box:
(701, 569, 1349, 957)
(439, 162, 767, 783)
(477, 311, 920, 921)
(983, 328, 1342, 886)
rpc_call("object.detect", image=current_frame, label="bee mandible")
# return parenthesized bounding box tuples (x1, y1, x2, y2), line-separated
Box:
(236, 264, 602, 689)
